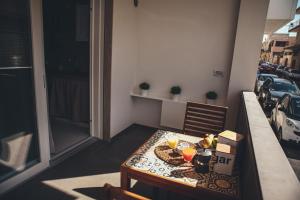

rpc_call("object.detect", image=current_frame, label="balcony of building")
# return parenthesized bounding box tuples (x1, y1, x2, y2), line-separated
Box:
(1, 92, 299, 200)
(289, 19, 300, 32)
(1, 0, 300, 200)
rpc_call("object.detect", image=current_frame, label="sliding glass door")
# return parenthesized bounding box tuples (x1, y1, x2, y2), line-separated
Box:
(0, 0, 102, 193)
(0, 0, 49, 186)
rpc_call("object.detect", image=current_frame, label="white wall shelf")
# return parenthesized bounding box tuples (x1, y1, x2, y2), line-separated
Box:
(130, 92, 187, 104)
(130, 92, 187, 129)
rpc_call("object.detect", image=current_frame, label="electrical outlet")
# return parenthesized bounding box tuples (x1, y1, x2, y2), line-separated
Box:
(213, 70, 224, 77)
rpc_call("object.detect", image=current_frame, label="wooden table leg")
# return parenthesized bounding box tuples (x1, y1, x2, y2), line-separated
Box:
(121, 167, 131, 190)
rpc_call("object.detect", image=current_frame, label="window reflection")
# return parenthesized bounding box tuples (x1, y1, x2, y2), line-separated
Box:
(0, 132, 33, 171)
(0, 0, 40, 182)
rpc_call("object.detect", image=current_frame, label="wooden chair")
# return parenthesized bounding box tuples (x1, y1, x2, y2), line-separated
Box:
(104, 183, 151, 200)
(183, 102, 228, 137)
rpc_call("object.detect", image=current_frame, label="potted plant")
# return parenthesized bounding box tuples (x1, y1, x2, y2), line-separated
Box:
(139, 82, 150, 96)
(170, 86, 182, 101)
(206, 91, 218, 104)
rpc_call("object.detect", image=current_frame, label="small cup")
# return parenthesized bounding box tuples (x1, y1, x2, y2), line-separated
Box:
(175, 142, 190, 155)
(182, 148, 197, 162)
(166, 135, 179, 149)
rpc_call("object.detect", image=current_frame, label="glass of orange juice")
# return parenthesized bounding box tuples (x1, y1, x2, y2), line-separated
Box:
(182, 147, 196, 162)
(166, 134, 179, 149)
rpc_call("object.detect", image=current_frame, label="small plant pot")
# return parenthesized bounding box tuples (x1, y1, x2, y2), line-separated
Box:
(206, 98, 216, 105)
(141, 89, 149, 97)
(171, 94, 180, 101)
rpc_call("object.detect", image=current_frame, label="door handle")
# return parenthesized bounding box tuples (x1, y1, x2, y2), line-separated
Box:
(0, 66, 32, 70)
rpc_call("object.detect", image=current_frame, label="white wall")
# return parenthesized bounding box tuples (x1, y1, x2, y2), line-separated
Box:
(131, 98, 162, 128)
(267, 0, 297, 20)
(132, 0, 240, 127)
(110, 0, 137, 137)
(110, 0, 268, 136)
(226, 0, 270, 129)
(135, 0, 239, 104)
(111, 0, 240, 134)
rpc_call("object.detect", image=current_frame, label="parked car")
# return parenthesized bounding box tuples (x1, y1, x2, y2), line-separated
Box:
(258, 77, 300, 110)
(270, 63, 279, 72)
(281, 67, 291, 79)
(255, 73, 278, 93)
(271, 93, 300, 143)
(275, 65, 285, 77)
(259, 60, 264, 66)
(271, 63, 279, 68)
(288, 69, 300, 81)
(258, 62, 274, 73)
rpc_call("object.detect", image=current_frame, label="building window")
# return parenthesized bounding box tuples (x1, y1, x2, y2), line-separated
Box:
(275, 41, 287, 47)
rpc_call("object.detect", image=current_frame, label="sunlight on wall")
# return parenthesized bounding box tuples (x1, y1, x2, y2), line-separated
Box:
(263, 34, 270, 42)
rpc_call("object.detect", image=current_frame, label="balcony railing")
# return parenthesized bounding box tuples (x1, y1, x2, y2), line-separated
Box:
(271, 46, 284, 53)
(289, 20, 300, 32)
(237, 92, 300, 200)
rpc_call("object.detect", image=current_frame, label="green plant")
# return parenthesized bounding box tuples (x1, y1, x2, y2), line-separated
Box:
(139, 82, 150, 90)
(170, 86, 181, 95)
(206, 91, 218, 100)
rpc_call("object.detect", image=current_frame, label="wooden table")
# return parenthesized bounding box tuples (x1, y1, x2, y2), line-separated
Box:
(121, 130, 240, 200)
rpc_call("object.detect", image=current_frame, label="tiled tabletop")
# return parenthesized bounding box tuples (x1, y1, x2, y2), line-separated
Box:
(125, 130, 239, 198)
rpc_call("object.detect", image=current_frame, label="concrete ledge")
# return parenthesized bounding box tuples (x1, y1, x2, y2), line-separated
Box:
(241, 92, 300, 200)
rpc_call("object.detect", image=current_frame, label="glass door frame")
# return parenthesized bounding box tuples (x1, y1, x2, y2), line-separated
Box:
(90, 0, 104, 139)
(46, 0, 104, 158)
(0, 0, 51, 194)
(0, 0, 104, 194)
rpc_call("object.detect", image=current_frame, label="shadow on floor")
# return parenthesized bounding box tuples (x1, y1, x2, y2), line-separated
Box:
(51, 118, 90, 154)
(73, 181, 189, 200)
(73, 182, 154, 200)
(1, 124, 157, 200)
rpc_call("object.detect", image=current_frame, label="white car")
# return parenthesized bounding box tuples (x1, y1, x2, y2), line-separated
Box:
(255, 73, 278, 93)
(271, 93, 300, 143)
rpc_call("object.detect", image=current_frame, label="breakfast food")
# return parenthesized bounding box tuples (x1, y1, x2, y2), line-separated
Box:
(202, 134, 214, 148)
(212, 137, 218, 148)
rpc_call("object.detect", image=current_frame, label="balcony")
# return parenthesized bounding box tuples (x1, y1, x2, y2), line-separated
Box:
(297, 7, 300, 15)
(289, 20, 300, 32)
(1, 92, 299, 200)
(285, 44, 300, 53)
(271, 46, 285, 53)
(264, 0, 297, 34)
(1, 0, 299, 199)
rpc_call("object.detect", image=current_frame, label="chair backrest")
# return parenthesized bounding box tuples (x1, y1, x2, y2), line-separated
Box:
(104, 184, 151, 200)
(183, 102, 228, 137)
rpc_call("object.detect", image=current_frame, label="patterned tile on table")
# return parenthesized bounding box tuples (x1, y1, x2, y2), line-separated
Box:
(125, 130, 240, 198)
(207, 172, 240, 198)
